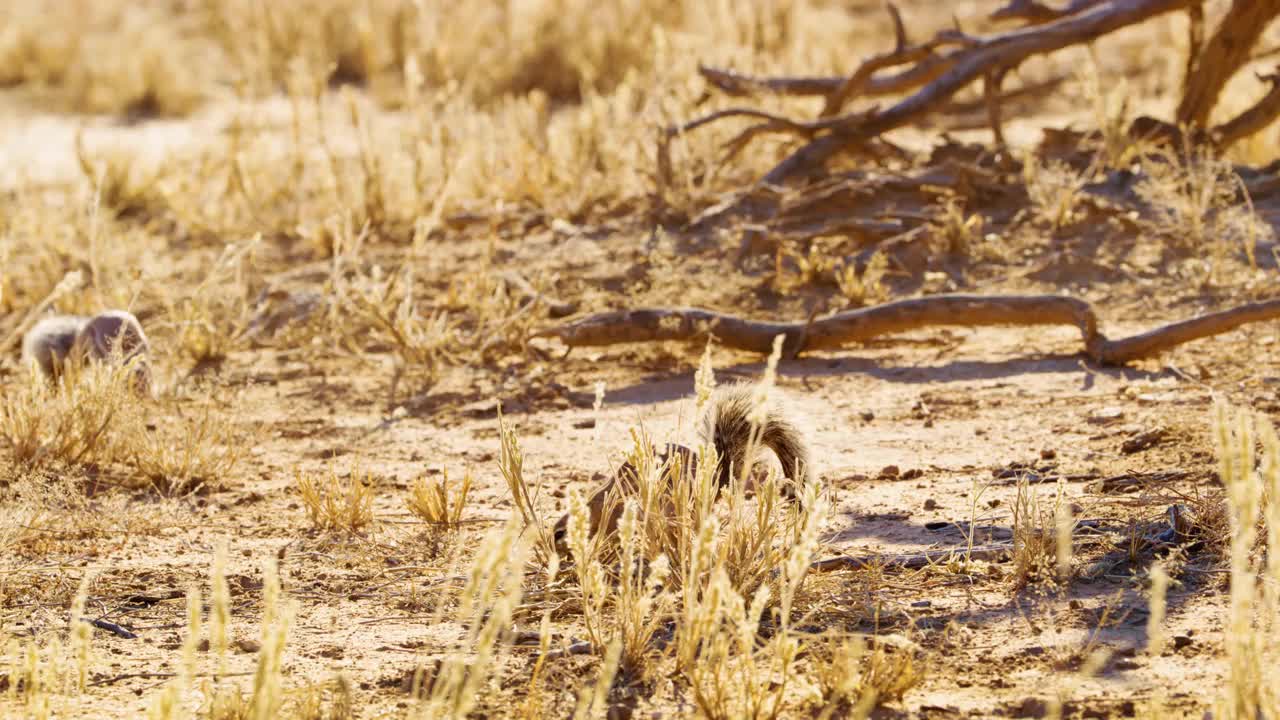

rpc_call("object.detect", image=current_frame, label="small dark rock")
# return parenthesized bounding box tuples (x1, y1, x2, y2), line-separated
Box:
(1013, 697, 1048, 718)
(924, 498, 938, 511)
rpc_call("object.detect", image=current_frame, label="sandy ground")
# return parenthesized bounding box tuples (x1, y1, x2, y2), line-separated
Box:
(3, 22, 1280, 719)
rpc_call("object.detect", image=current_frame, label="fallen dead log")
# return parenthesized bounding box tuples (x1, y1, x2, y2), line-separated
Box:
(536, 294, 1280, 366)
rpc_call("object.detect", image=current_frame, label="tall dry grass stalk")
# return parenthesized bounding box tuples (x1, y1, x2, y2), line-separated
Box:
(210, 539, 232, 677)
(498, 406, 557, 565)
(1212, 401, 1280, 719)
(1146, 562, 1169, 657)
(68, 574, 92, 694)
(414, 520, 530, 719)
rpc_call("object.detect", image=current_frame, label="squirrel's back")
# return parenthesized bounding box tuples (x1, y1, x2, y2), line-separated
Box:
(553, 383, 814, 558)
(22, 315, 89, 377)
(699, 383, 813, 492)
(21, 311, 151, 391)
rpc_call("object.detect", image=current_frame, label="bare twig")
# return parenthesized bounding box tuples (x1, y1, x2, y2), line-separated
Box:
(537, 294, 1280, 367)
(811, 544, 1012, 572)
(820, 4, 978, 118)
(89, 618, 139, 639)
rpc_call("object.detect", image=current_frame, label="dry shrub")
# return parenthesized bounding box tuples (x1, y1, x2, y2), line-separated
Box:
(1023, 157, 1090, 232)
(295, 464, 376, 533)
(812, 635, 923, 718)
(406, 469, 473, 529)
(932, 199, 986, 258)
(0, 1, 213, 116)
(1134, 147, 1271, 283)
(126, 399, 245, 492)
(168, 237, 259, 363)
(0, 362, 134, 468)
(836, 251, 888, 307)
(292, 674, 356, 720)
(0, 361, 245, 493)
(1009, 476, 1075, 591)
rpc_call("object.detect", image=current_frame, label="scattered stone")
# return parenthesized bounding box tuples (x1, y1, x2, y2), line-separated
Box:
(572, 418, 596, 429)
(1173, 635, 1193, 650)
(1088, 407, 1125, 424)
(879, 465, 900, 479)
(1040, 448, 1057, 460)
(860, 410, 875, 422)
(1121, 426, 1167, 454)
(902, 468, 924, 480)
(924, 498, 938, 511)
(1013, 696, 1048, 718)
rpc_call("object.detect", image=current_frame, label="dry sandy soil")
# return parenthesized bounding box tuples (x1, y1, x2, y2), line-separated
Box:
(3, 1, 1280, 718)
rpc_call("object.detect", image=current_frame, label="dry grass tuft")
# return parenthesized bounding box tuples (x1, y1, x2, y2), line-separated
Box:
(0, 360, 245, 493)
(1009, 476, 1074, 591)
(0, 362, 134, 468)
(295, 464, 377, 533)
(1135, 147, 1271, 284)
(813, 635, 924, 718)
(405, 469, 473, 529)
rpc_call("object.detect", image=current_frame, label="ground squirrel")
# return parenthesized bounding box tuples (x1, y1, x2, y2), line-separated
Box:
(552, 384, 813, 558)
(21, 310, 151, 392)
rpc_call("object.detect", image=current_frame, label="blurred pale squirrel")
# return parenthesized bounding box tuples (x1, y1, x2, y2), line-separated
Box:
(21, 310, 151, 393)
(552, 384, 812, 558)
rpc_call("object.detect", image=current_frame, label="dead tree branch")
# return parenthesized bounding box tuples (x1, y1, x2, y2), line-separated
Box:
(1215, 68, 1280, 148)
(695, 65, 1067, 117)
(990, 0, 1109, 24)
(1177, 0, 1280, 129)
(758, 0, 1191, 188)
(536, 294, 1280, 367)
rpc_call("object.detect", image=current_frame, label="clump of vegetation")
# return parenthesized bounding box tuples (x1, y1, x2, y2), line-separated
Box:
(295, 464, 376, 533)
(0, 360, 242, 493)
(405, 468, 472, 529)
(1134, 147, 1270, 284)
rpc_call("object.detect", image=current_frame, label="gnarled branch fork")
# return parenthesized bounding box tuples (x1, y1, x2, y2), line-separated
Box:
(536, 294, 1280, 367)
(674, 0, 1191, 198)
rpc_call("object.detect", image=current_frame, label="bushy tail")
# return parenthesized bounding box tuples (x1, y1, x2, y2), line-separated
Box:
(699, 384, 812, 496)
